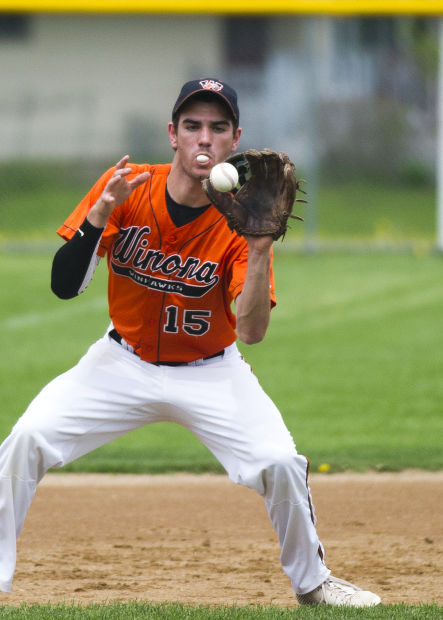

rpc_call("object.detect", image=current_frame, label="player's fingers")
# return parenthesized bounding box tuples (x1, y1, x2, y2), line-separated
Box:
(106, 174, 120, 188)
(106, 172, 129, 191)
(115, 154, 130, 169)
(111, 168, 133, 182)
(129, 171, 150, 189)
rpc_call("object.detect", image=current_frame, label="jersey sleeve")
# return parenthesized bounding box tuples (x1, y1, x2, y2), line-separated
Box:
(229, 243, 277, 308)
(57, 166, 123, 257)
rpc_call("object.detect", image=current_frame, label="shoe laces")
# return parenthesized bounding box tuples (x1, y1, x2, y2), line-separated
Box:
(324, 578, 360, 604)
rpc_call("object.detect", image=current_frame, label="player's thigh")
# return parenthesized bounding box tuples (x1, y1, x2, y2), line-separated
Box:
(174, 355, 296, 473)
(12, 337, 164, 453)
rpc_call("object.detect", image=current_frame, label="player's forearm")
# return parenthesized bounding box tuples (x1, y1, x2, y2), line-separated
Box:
(51, 217, 103, 299)
(235, 246, 272, 345)
(86, 197, 114, 228)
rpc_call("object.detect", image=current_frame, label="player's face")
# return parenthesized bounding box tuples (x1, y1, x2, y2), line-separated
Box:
(168, 100, 241, 181)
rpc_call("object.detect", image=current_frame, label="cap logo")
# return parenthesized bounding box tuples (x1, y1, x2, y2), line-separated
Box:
(199, 79, 224, 92)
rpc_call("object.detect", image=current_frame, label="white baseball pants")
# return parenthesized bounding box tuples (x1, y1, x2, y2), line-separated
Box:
(0, 335, 330, 595)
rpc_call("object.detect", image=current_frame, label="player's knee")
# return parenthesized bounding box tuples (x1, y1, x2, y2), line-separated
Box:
(12, 414, 43, 443)
(0, 418, 62, 480)
(261, 454, 310, 503)
(237, 448, 304, 496)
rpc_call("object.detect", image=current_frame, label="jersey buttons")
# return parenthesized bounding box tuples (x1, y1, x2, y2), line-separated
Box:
(165, 235, 177, 250)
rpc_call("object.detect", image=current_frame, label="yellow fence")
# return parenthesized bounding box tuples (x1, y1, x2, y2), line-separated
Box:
(1, 0, 443, 16)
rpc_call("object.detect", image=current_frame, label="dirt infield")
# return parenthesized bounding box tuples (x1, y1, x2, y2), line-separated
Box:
(3, 471, 442, 607)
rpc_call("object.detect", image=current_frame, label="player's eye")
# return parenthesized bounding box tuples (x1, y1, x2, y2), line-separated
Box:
(213, 125, 228, 133)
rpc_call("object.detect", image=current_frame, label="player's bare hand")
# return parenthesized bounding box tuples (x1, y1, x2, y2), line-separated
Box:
(101, 155, 150, 209)
(88, 155, 150, 228)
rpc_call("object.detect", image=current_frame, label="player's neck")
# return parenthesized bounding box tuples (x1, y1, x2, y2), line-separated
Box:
(167, 165, 209, 208)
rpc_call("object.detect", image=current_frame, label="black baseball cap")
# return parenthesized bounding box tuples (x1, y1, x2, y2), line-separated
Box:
(172, 78, 239, 124)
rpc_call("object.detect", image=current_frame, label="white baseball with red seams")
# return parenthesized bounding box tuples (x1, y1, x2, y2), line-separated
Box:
(209, 162, 239, 192)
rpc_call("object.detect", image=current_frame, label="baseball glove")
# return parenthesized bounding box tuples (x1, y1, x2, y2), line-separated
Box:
(202, 148, 305, 240)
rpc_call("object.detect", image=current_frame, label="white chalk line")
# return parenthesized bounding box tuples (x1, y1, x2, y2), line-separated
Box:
(1, 296, 107, 331)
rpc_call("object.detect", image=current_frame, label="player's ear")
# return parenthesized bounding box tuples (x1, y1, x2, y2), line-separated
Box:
(231, 127, 242, 153)
(168, 122, 178, 150)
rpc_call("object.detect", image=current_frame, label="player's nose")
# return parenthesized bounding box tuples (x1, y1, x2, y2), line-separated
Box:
(198, 126, 212, 146)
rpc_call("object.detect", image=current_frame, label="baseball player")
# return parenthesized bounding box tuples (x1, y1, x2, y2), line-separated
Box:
(0, 78, 381, 607)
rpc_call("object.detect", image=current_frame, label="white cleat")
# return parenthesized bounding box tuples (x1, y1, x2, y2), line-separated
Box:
(297, 575, 382, 607)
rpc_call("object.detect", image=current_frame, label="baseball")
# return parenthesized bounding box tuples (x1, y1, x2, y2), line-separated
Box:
(209, 162, 239, 192)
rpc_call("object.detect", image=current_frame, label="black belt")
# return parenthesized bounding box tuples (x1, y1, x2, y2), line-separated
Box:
(108, 329, 224, 366)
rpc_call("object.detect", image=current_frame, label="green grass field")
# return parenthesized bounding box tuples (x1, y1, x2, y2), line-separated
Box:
(1, 250, 442, 473)
(0, 160, 437, 245)
(0, 602, 440, 619)
(0, 173, 441, 616)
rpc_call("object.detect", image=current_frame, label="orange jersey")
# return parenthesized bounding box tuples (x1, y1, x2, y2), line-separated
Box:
(57, 163, 276, 362)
